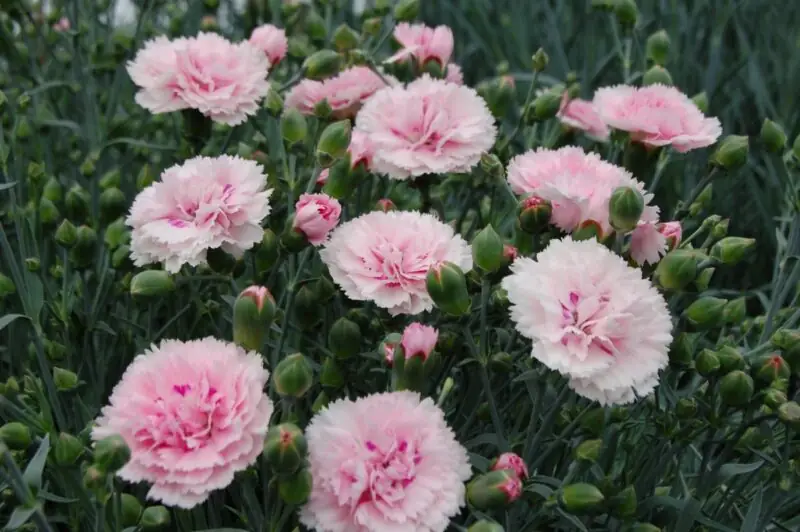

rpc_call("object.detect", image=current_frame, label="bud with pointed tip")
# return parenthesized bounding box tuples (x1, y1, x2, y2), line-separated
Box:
(264, 423, 307, 475)
(100, 187, 126, 222)
(608, 186, 644, 232)
(426, 262, 471, 316)
(94, 434, 131, 473)
(0, 422, 31, 449)
(754, 354, 791, 384)
(711, 135, 749, 170)
(65, 184, 90, 221)
(710, 237, 755, 265)
(54, 432, 83, 465)
(332, 24, 359, 51)
(131, 270, 175, 297)
(328, 317, 362, 359)
(140, 506, 171, 531)
(375, 198, 396, 212)
(685, 297, 726, 329)
(53, 367, 78, 391)
(764, 388, 788, 410)
(281, 108, 308, 147)
(467, 470, 522, 509)
(255, 229, 280, 274)
(642, 65, 673, 86)
(646, 30, 670, 65)
(530, 89, 562, 121)
(303, 50, 341, 80)
(559, 483, 606, 514)
(761, 119, 786, 153)
(316, 120, 352, 168)
(778, 401, 800, 429)
(233, 286, 276, 352)
(695, 348, 721, 377)
(575, 439, 602, 462)
(264, 87, 284, 116)
(722, 297, 746, 324)
(532, 48, 548, 72)
(468, 521, 504, 532)
(719, 370, 754, 407)
(137, 164, 154, 191)
(716, 345, 745, 373)
(676, 397, 697, 418)
(39, 196, 60, 225)
(83, 465, 107, 492)
(273, 353, 314, 398)
(472, 225, 504, 273)
(393, 0, 419, 21)
(480, 153, 504, 179)
(518, 196, 552, 233)
(278, 467, 313, 505)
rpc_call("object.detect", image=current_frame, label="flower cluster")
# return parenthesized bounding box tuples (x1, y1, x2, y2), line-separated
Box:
(286, 67, 397, 119)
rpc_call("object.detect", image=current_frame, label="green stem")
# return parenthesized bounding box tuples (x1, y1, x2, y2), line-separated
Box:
(272, 248, 313, 366)
(672, 168, 718, 219)
(498, 71, 540, 153)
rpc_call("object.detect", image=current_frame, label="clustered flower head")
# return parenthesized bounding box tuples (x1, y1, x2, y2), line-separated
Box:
(300, 391, 472, 532)
(593, 84, 722, 152)
(249, 23, 288, 65)
(354, 75, 497, 179)
(92, 338, 274, 508)
(127, 32, 270, 125)
(286, 67, 397, 119)
(127, 155, 272, 273)
(502, 237, 673, 405)
(557, 93, 610, 142)
(293, 193, 342, 246)
(319, 210, 473, 315)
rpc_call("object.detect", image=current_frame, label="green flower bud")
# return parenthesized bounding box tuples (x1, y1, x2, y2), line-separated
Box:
(38, 196, 60, 225)
(255, 228, 280, 274)
(320, 357, 344, 389)
(15, 116, 32, 139)
(719, 370, 754, 407)
(676, 397, 698, 418)
(316, 120, 352, 168)
(764, 388, 788, 410)
(760, 119, 787, 153)
(130, 270, 176, 298)
(710, 237, 756, 265)
(615, 0, 638, 28)
(468, 521, 505, 532)
(754, 354, 791, 384)
(53, 367, 78, 391)
(0, 422, 31, 449)
(518, 196, 552, 233)
(94, 434, 131, 473)
(331, 24, 359, 52)
(685, 297, 726, 329)
(104, 218, 130, 250)
(695, 348, 721, 377)
(642, 65, 673, 86)
(722, 297, 746, 324)
(559, 483, 605, 514)
(42, 176, 63, 203)
(655, 250, 697, 291)
(264, 423, 307, 475)
(608, 186, 644, 232)
(716, 345, 745, 373)
(233, 286, 276, 352)
(273, 353, 314, 398)
(0, 273, 15, 299)
(287, 35, 314, 60)
(136, 164, 154, 191)
(530, 89, 562, 121)
(467, 470, 522, 510)
(393, 0, 419, 21)
(304, 10, 327, 41)
(24, 257, 39, 273)
(140, 505, 171, 531)
(532, 47, 549, 72)
(668, 332, 695, 368)
(711, 135, 749, 170)
(630, 523, 661, 532)
(480, 153, 504, 180)
(426, 262, 471, 316)
(328, 317, 362, 359)
(263, 87, 284, 116)
(83, 465, 107, 491)
(65, 184, 90, 221)
(27, 161, 45, 185)
(54, 432, 84, 465)
(120, 494, 143, 527)
(711, 218, 729, 240)
(610, 485, 637, 518)
(472, 225, 504, 273)
(771, 329, 800, 371)
(99, 187, 126, 222)
(293, 284, 322, 328)
(694, 267, 714, 292)
(111, 245, 132, 270)
(575, 439, 602, 462)
(303, 50, 342, 81)
(312, 390, 330, 414)
(778, 401, 800, 429)
(99, 169, 121, 190)
(281, 108, 309, 147)
(489, 351, 514, 373)
(278, 468, 313, 505)
(645, 29, 670, 65)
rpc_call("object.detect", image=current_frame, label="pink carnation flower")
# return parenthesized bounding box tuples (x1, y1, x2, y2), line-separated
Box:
(127, 33, 270, 125)
(506, 146, 657, 237)
(629, 220, 683, 266)
(502, 237, 673, 405)
(319, 210, 472, 315)
(92, 338, 274, 508)
(52, 17, 70, 32)
(249, 24, 288, 65)
(316, 130, 374, 185)
(445, 63, 464, 85)
(285, 78, 326, 114)
(557, 93, 610, 142)
(286, 67, 394, 118)
(491, 452, 529, 479)
(293, 193, 342, 246)
(389, 23, 454, 67)
(127, 156, 272, 273)
(354, 75, 496, 179)
(593, 84, 722, 152)
(401, 323, 439, 360)
(300, 391, 471, 532)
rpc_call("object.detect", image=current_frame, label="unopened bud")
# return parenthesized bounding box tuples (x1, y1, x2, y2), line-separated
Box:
(320, 357, 344, 389)
(755, 354, 791, 384)
(112, 245, 132, 270)
(695, 348, 721, 377)
(711, 135, 749, 170)
(99, 169, 121, 190)
(480, 153, 504, 179)
(263, 87, 284, 116)
(94, 434, 131, 473)
(332, 23, 360, 51)
(575, 439, 602, 462)
(722, 297, 746, 324)
(490, 452, 529, 479)
(710, 237, 755, 265)
(39, 197, 60, 225)
(255, 229, 280, 274)
(472, 225, 504, 273)
(518, 196, 552, 233)
(645, 29, 670, 65)
(303, 50, 341, 80)
(130, 270, 176, 298)
(764, 388, 788, 410)
(83, 465, 107, 491)
(778, 401, 800, 429)
(273, 353, 314, 398)
(719, 370, 754, 407)
(65, 184, 90, 221)
(281, 108, 308, 147)
(676, 397, 698, 418)
(559, 483, 606, 514)
(426, 262, 471, 316)
(137, 164, 154, 191)
(716, 345, 745, 373)
(362, 17, 382, 37)
(610, 485, 637, 518)
(54, 432, 83, 465)
(120, 494, 143, 528)
(140, 505, 171, 531)
(264, 423, 307, 475)
(684, 297, 726, 329)
(531, 89, 562, 121)
(312, 391, 330, 414)
(761, 119, 786, 153)
(104, 218, 130, 251)
(0, 422, 31, 449)
(233, 286, 276, 352)
(654, 250, 697, 291)
(467, 470, 523, 510)
(316, 120, 352, 168)
(53, 367, 78, 391)
(642, 65, 673, 86)
(375, 198, 396, 212)
(393, 0, 419, 21)
(42, 176, 63, 203)
(608, 186, 644, 232)
(468, 521, 504, 532)
(100, 187, 126, 222)
(278, 468, 313, 505)
(328, 317, 362, 359)
(532, 48, 548, 72)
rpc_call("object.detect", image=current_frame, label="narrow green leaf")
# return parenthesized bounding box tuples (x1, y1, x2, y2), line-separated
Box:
(0, 314, 28, 331)
(740, 489, 762, 532)
(5, 506, 36, 529)
(0, 181, 17, 191)
(22, 434, 50, 492)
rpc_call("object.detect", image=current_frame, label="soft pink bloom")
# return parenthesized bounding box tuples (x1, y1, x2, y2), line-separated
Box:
(92, 338, 273, 508)
(594, 84, 722, 152)
(127, 156, 272, 273)
(249, 24, 287, 65)
(389, 23, 454, 67)
(557, 93, 610, 142)
(503, 244, 518, 263)
(241, 285, 274, 311)
(492, 452, 529, 479)
(319, 210, 472, 315)
(317, 169, 329, 185)
(502, 237, 673, 405)
(127, 33, 270, 125)
(285, 78, 326, 114)
(658, 221, 682, 249)
(354, 75, 496, 179)
(630, 222, 667, 266)
(300, 391, 471, 532)
(445, 63, 464, 85)
(286, 67, 395, 118)
(506, 146, 658, 237)
(293, 193, 342, 246)
(401, 323, 439, 360)
(52, 17, 70, 32)
(499, 474, 523, 502)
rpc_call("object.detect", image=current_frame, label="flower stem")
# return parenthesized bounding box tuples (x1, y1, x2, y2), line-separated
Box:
(272, 248, 313, 367)
(498, 71, 540, 153)
(672, 167, 718, 219)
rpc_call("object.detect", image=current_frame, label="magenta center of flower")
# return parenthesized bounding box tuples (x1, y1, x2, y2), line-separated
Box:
(559, 291, 627, 356)
(166, 184, 237, 230)
(368, 243, 430, 288)
(344, 438, 421, 509)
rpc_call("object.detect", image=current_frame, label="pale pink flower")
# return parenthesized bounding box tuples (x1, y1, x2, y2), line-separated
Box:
(658, 221, 682, 249)
(285, 78, 326, 115)
(319, 210, 472, 315)
(388, 23, 454, 67)
(502, 237, 673, 405)
(52, 17, 70, 32)
(300, 391, 471, 532)
(127, 156, 272, 273)
(557, 93, 610, 142)
(126, 36, 188, 113)
(506, 146, 657, 237)
(594, 84, 722, 152)
(491, 452, 529, 479)
(354, 75, 496, 179)
(249, 24, 287, 65)
(293, 193, 342, 246)
(323, 67, 395, 119)
(92, 337, 273, 508)
(630, 222, 667, 266)
(445, 63, 464, 85)
(401, 323, 439, 360)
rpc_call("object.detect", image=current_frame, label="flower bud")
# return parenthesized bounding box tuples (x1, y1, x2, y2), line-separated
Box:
(426, 262, 471, 316)
(264, 87, 284, 116)
(99, 169, 121, 190)
(380, 333, 402, 365)
(518, 196, 552, 233)
(608, 186, 644, 232)
(489, 351, 514, 373)
(467, 470, 522, 510)
(531, 89, 562, 121)
(100, 187, 126, 222)
(281, 108, 308, 147)
(764, 388, 787, 410)
(480, 153, 504, 179)
(112, 245, 132, 270)
(645, 29, 670, 65)
(754, 354, 791, 384)
(332, 24, 359, 52)
(771, 329, 800, 370)
(685, 297, 726, 329)
(233, 286, 276, 352)
(711, 135, 749, 170)
(120, 494, 143, 527)
(491, 452, 529, 479)
(140, 505, 171, 531)
(676, 397, 698, 418)
(615, 0, 638, 28)
(778, 401, 800, 429)
(94, 434, 131, 473)
(54, 432, 83, 465)
(719, 370, 754, 407)
(316, 120, 352, 168)
(43, 176, 63, 203)
(656, 249, 698, 291)
(273, 353, 314, 398)
(303, 50, 341, 81)
(83, 465, 107, 491)
(255, 228, 280, 274)
(264, 423, 307, 475)
(393, 0, 419, 21)
(320, 357, 344, 389)
(760, 119, 786, 153)
(136, 164, 154, 191)
(716, 345, 745, 373)
(468, 522, 504, 532)
(472, 225, 504, 273)
(559, 483, 605, 514)
(642, 65, 673, 86)
(532, 47, 548, 72)
(130, 270, 176, 298)
(710, 237, 755, 265)
(695, 348, 721, 377)
(278, 468, 313, 505)
(575, 439, 602, 462)
(38, 196, 60, 226)
(0, 422, 31, 449)
(65, 184, 90, 221)
(53, 367, 78, 391)
(711, 218, 729, 240)
(328, 317, 362, 359)
(610, 485, 637, 518)
(375, 198, 396, 212)
(0, 273, 15, 299)
(722, 297, 746, 324)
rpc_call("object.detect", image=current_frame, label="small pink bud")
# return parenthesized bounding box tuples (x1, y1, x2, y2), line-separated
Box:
(491, 452, 529, 479)
(375, 198, 396, 212)
(657, 221, 682, 250)
(499, 474, 523, 503)
(241, 285, 274, 312)
(502, 244, 518, 263)
(380, 333, 402, 366)
(53, 17, 71, 32)
(400, 323, 439, 361)
(316, 169, 329, 186)
(293, 193, 342, 246)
